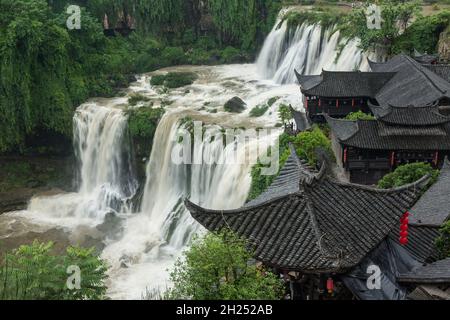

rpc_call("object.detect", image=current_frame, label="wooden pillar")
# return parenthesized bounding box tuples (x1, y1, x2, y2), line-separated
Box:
(390, 151, 396, 167)
(336, 99, 339, 108)
(434, 151, 439, 166)
(343, 147, 348, 166)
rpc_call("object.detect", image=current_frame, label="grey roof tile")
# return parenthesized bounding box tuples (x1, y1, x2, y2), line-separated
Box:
(410, 158, 450, 226)
(371, 55, 450, 106)
(398, 258, 450, 284)
(185, 148, 430, 273)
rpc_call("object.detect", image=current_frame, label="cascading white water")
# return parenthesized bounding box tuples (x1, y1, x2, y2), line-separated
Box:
(256, 19, 369, 84)
(4, 10, 371, 300)
(103, 108, 279, 299)
(23, 102, 136, 227)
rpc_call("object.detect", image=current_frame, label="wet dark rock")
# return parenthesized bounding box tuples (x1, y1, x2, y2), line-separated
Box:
(224, 96, 246, 113)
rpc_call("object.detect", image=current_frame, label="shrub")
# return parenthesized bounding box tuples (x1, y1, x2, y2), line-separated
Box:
(278, 104, 293, 125)
(150, 75, 167, 86)
(128, 93, 150, 106)
(291, 126, 334, 166)
(164, 72, 198, 88)
(166, 230, 284, 300)
(161, 46, 187, 65)
(0, 241, 108, 300)
(149, 72, 197, 88)
(378, 162, 440, 189)
(249, 105, 269, 117)
(345, 111, 375, 121)
(127, 107, 165, 139)
(267, 97, 280, 107)
(220, 46, 243, 63)
(436, 221, 450, 259)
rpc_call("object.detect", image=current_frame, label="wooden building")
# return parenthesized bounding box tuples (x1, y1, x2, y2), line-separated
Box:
(326, 104, 450, 185)
(295, 69, 394, 122)
(296, 54, 450, 122)
(185, 145, 429, 299)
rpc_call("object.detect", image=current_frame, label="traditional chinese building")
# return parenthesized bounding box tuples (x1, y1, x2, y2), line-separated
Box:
(326, 104, 450, 185)
(295, 70, 394, 122)
(185, 145, 429, 299)
(393, 158, 450, 264)
(297, 54, 450, 122)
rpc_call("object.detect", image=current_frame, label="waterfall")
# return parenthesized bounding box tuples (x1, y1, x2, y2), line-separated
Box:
(7, 10, 372, 299)
(103, 109, 279, 298)
(25, 102, 136, 226)
(256, 20, 369, 84)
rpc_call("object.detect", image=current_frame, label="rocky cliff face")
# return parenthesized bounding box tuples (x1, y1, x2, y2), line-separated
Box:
(439, 26, 450, 62)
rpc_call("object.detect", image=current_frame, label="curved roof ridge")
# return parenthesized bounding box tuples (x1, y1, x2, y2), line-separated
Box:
(324, 114, 360, 141)
(329, 173, 431, 194)
(404, 55, 447, 94)
(183, 192, 296, 216)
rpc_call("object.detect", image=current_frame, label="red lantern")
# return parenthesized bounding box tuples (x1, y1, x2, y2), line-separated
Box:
(399, 212, 410, 245)
(343, 147, 348, 164)
(326, 277, 334, 294)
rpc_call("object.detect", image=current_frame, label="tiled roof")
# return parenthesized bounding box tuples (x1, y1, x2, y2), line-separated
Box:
(390, 225, 441, 263)
(413, 52, 439, 64)
(185, 148, 429, 273)
(291, 108, 311, 132)
(297, 70, 395, 98)
(370, 55, 450, 106)
(326, 116, 450, 150)
(294, 70, 322, 90)
(407, 285, 450, 300)
(409, 158, 450, 227)
(369, 103, 450, 126)
(423, 64, 450, 82)
(398, 258, 450, 284)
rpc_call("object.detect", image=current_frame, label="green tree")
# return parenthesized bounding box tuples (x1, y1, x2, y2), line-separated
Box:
(341, 0, 421, 54)
(436, 221, 450, 259)
(291, 126, 334, 166)
(0, 241, 108, 300)
(378, 162, 439, 189)
(278, 104, 292, 125)
(167, 231, 284, 300)
(345, 111, 375, 121)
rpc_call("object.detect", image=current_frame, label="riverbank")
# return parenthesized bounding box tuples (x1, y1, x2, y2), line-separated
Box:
(0, 156, 75, 214)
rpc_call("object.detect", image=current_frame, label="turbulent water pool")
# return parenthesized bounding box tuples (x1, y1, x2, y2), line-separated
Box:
(0, 16, 371, 299)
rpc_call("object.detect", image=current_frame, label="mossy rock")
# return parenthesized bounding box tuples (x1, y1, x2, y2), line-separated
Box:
(224, 97, 246, 113)
(150, 72, 198, 88)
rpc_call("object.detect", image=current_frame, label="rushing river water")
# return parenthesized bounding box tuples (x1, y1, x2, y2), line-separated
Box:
(1, 17, 371, 299)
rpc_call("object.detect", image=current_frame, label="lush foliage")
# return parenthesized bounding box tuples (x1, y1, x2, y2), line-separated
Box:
(126, 106, 165, 158)
(436, 220, 450, 259)
(0, 0, 281, 155)
(248, 132, 291, 200)
(249, 105, 269, 117)
(128, 93, 150, 106)
(150, 72, 198, 88)
(248, 125, 333, 200)
(378, 162, 439, 189)
(127, 106, 165, 139)
(278, 104, 293, 125)
(339, 0, 450, 55)
(291, 126, 333, 166)
(0, 241, 108, 300)
(86, 0, 281, 50)
(345, 111, 375, 121)
(166, 230, 284, 300)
